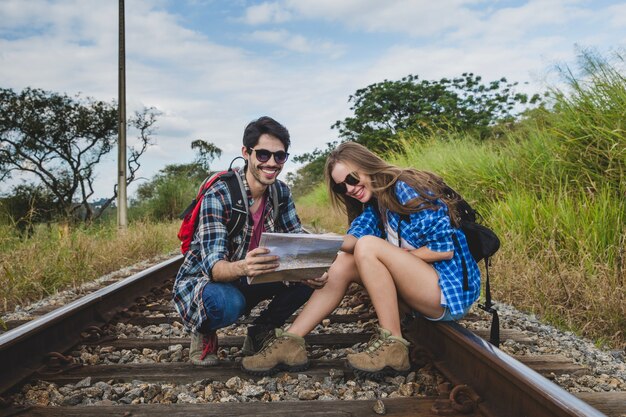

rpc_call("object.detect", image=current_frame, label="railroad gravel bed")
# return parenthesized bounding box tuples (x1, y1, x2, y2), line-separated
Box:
(467, 303, 626, 394)
(3, 257, 625, 408)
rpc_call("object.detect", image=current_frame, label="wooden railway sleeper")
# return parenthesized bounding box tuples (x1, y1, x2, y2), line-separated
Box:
(431, 382, 481, 415)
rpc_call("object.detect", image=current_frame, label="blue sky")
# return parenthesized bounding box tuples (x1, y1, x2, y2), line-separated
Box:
(1, 0, 626, 199)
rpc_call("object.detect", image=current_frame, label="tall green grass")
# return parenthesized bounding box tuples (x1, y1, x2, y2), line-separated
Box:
(296, 53, 626, 347)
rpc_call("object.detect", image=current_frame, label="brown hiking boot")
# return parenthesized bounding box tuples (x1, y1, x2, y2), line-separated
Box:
(346, 327, 410, 379)
(241, 328, 309, 376)
(189, 331, 219, 366)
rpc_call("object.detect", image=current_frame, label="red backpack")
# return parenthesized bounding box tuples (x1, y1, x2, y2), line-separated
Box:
(177, 168, 280, 254)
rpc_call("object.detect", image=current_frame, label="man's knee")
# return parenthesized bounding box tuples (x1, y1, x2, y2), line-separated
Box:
(202, 283, 246, 327)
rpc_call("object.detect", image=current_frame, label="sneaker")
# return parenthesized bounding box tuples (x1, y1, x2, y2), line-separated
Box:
(241, 323, 275, 356)
(346, 327, 410, 379)
(189, 331, 219, 366)
(241, 328, 309, 376)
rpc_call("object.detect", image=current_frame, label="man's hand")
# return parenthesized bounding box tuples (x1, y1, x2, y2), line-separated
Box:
(241, 247, 279, 277)
(303, 272, 328, 289)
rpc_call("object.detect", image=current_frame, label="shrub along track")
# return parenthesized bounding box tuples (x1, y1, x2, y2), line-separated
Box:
(0, 256, 623, 416)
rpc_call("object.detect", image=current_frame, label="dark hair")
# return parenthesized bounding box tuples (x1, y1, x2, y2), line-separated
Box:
(242, 116, 290, 151)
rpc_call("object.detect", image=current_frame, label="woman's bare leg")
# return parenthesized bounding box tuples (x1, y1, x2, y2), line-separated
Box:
(287, 252, 361, 337)
(353, 236, 443, 337)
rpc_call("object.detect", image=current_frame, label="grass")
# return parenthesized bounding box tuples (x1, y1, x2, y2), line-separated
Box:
(296, 52, 626, 349)
(0, 220, 180, 313)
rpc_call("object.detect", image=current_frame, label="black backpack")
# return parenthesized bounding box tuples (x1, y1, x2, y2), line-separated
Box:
(443, 186, 501, 346)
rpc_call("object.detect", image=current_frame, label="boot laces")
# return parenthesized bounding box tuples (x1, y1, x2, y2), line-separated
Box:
(364, 333, 388, 356)
(259, 333, 280, 357)
(199, 332, 218, 360)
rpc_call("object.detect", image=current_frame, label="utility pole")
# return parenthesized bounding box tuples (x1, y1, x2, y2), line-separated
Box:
(117, 0, 128, 228)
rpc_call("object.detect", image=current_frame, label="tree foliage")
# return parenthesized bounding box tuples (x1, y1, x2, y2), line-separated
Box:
(131, 141, 222, 221)
(191, 139, 222, 171)
(0, 183, 56, 234)
(0, 87, 158, 223)
(332, 73, 543, 153)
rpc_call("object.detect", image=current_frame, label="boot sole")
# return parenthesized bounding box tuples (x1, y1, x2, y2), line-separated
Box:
(190, 358, 219, 366)
(348, 363, 410, 381)
(241, 361, 310, 376)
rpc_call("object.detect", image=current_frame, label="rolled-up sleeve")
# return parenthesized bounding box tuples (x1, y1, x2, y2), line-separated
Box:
(411, 209, 454, 252)
(396, 181, 454, 253)
(347, 204, 382, 238)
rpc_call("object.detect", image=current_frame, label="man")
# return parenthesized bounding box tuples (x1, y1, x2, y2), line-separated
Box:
(173, 116, 327, 366)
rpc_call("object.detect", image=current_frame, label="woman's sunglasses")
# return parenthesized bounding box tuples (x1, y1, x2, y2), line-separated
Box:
(332, 172, 360, 194)
(247, 147, 289, 164)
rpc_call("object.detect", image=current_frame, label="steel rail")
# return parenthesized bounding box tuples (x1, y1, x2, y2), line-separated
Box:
(0, 256, 611, 416)
(0, 255, 183, 395)
(412, 317, 606, 417)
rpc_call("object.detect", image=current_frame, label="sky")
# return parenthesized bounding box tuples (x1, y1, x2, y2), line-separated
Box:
(1, 0, 625, 199)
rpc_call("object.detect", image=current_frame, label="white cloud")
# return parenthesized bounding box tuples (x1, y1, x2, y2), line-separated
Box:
(281, 0, 486, 37)
(247, 29, 345, 57)
(2, 0, 625, 198)
(242, 2, 292, 25)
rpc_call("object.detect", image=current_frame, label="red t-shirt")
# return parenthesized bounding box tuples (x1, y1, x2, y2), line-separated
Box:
(248, 196, 266, 251)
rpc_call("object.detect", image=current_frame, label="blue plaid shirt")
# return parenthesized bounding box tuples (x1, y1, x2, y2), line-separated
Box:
(347, 180, 480, 318)
(173, 170, 302, 331)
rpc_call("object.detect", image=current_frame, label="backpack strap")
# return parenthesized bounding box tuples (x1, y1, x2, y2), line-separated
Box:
(478, 257, 500, 347)
(221, 170, 248, 238)
(268, 182, 280, 224)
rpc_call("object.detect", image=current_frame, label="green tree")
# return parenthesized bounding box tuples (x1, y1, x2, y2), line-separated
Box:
(191, 139, 222, 171)
(131, 141, 222, 220)
(0, 183, 56, 235)
(332, 73, 543, 153)
(0, 87, 158, 222)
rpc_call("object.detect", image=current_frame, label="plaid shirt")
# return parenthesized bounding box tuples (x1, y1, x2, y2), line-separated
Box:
(347, 180, 480, 318)
(173, 170, 302, 331)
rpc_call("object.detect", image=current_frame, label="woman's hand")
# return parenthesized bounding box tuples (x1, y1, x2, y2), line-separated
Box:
(303, 272, 329, 289)
(407, 246, 453, 262)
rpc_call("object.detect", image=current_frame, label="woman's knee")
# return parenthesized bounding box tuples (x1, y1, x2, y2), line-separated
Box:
(353, 235, 383, 262)
(328, 252, 358, 286)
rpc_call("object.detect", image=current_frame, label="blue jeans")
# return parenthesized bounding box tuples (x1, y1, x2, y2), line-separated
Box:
(198, 277, 313, 333)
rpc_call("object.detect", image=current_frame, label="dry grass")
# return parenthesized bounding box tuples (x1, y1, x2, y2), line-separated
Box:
(0, 220, 179, 313)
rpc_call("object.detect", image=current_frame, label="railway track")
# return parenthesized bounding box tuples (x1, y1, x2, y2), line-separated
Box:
(0, 256, 624, 416)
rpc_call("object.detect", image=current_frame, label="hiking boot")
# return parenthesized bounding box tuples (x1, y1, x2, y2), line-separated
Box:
(241, 323, 275, 356)
(189, 331, 219, 366)
(346, 327, 410, 379)
(241, 328, 309, 376)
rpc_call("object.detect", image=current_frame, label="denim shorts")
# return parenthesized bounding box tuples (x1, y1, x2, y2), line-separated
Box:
(422, 304, 471, 322)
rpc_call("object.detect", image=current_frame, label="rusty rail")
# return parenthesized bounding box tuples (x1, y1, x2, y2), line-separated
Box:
(0, 255, 612, 416)
(412, 317, 606, 417)
(0, 256, 183, 394)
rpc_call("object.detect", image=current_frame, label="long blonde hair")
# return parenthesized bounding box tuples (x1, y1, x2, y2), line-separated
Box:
(324, 142, 460, 227)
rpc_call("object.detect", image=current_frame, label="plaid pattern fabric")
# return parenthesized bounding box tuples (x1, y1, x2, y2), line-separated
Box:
(347, 180, 480, 318)
(173, 171, 302, 331)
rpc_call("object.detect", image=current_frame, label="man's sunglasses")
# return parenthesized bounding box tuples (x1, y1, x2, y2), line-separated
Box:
(332, 172, 360, 194)
(247, 147, 289, 164)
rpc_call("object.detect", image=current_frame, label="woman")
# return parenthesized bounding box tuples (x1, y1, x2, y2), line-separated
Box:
(242, 142, 481, 378)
